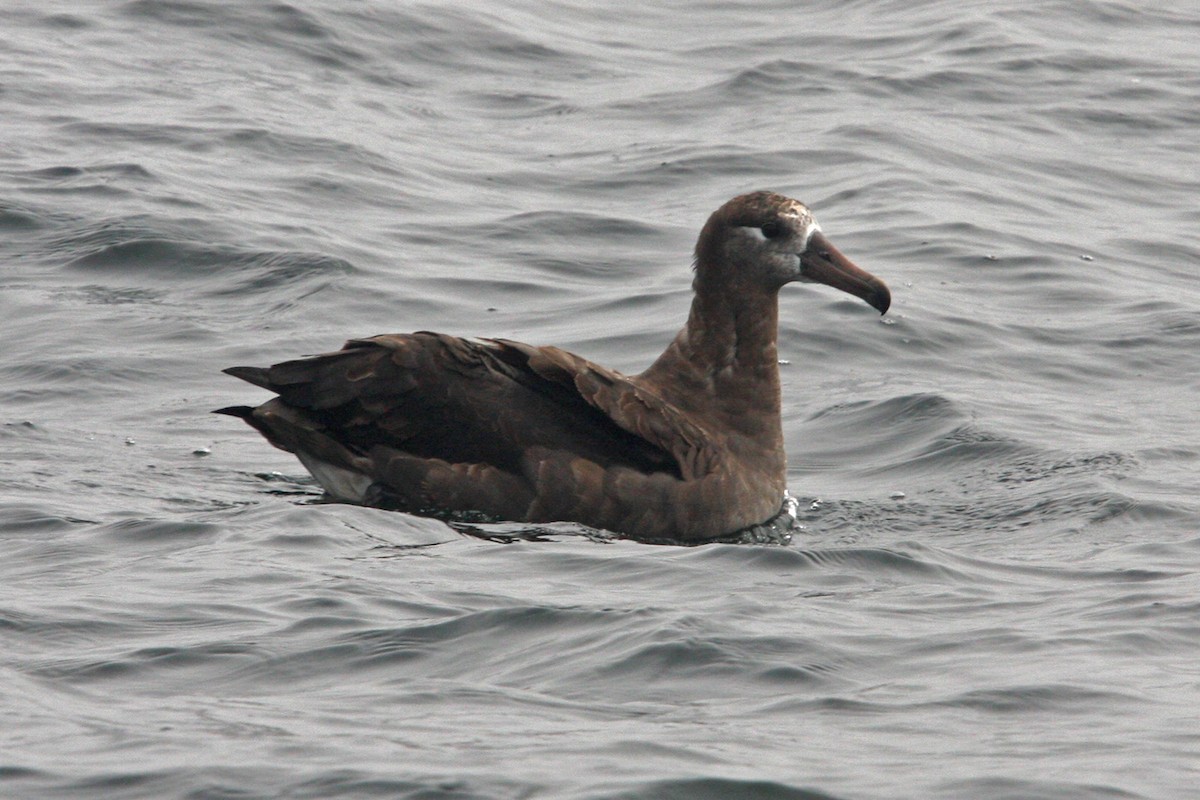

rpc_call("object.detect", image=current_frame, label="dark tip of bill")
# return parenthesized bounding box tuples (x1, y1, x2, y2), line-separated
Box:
(871, 283, 891, 315)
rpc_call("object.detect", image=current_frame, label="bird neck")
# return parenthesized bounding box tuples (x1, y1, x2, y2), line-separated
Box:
(640, 278, 784, 443)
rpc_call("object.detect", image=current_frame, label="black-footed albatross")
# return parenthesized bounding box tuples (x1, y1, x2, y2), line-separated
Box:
(217, 191, 889, 543)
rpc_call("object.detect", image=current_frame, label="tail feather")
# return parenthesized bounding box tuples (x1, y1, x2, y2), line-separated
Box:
(213, 402, 291, 450)
(222, 365, 273, 390)
(213, 404, 255, 419)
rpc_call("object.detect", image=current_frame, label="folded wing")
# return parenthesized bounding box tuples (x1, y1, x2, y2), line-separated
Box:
(219, 333, 722, 527)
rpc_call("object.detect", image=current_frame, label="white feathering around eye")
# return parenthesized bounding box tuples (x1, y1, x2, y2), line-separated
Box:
(737, 201, 820, 247)
(739, 217, 819, 245)
(802, 219, 821, 251)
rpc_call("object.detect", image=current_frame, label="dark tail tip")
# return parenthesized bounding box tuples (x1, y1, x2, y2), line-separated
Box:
(213, 405, 255, 419)
(223, 365, 272, 389)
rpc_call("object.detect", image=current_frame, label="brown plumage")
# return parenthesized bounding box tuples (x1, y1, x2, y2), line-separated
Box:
(217, 191, 890, 542)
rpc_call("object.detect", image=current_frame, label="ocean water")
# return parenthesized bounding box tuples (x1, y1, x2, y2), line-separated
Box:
(2, 1, 1199, 798)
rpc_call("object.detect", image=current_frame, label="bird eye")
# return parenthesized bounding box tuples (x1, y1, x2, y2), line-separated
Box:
(760, 220, 783, 239)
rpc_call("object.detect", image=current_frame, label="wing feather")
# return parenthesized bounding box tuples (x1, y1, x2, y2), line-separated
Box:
(223, 333, 696, 477)
(489, 339, 720, 480)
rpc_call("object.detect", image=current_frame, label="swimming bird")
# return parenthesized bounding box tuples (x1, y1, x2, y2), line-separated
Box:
(217, 191, 889, 542)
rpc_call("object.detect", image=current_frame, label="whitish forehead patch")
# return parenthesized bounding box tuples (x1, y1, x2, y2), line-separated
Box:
(780, 202, 820, 237)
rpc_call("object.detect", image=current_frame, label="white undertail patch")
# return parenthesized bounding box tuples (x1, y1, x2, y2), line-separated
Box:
(295, 451, 372, 503)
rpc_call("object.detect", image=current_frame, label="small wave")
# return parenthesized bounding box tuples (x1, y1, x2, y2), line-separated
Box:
(95, 517, 221, 543)
(56, 218, 355, 295)
(0, 504, 96, 534)
(0, 203, 44, 231)
(120, 0, 369, 73)
(937, 776, 1142, 800)
(592, 777, 847, 800)
(937, 683, 1141, 714)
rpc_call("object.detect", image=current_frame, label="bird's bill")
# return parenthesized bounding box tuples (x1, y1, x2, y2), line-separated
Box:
(800, 231, 891, 314)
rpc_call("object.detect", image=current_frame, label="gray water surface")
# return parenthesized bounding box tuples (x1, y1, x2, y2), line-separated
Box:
(2, 2, 1199, 798)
